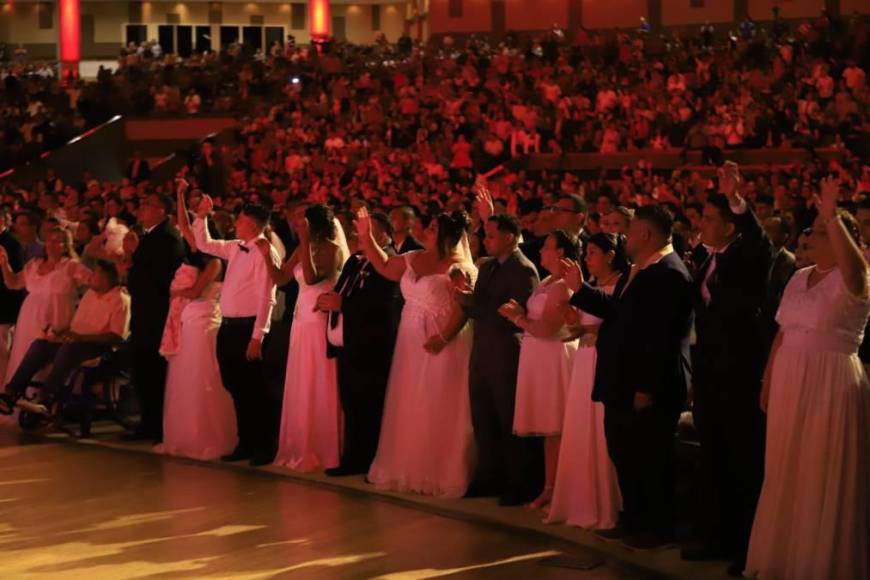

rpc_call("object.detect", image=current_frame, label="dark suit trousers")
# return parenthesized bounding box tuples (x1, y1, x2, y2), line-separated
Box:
(336, 354, 389, 471)
(131, 342, 168, 440)
(604, 403, 681, 535)
(693, 378, 765, 558)
(216, 318, 276, 460)
(5, 339, 109, 401)
(469, 358, 543, 497)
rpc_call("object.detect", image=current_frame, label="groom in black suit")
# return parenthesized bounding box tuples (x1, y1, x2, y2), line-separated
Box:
(460, 214, 543, 506)
(682, 164, 774, 573)
(319, 212, 401, 476)
(566, 204, 694, 549)
(126, 193, 186, 441)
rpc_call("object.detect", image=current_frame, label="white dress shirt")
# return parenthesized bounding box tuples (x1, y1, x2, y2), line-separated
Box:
(193, 217, 280, 341)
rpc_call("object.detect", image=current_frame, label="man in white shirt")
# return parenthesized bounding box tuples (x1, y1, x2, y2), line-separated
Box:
(0, 261, 130, 415)
(193, 196, 280, 466)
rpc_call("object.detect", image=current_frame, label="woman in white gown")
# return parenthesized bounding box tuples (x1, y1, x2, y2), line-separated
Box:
(547, 232, 627, 529)
(159, 183, 237, 460)
(356, 208, 477, 498)
(746, 177, 870, 580)
(499, 230, 579, 511)
(0, 227, 91, 386)
(260, 203, 348, 472)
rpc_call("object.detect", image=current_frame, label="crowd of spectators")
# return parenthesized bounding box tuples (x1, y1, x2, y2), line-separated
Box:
(3, 10, 868, 173)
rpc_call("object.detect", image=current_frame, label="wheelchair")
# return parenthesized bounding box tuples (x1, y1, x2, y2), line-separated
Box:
(15, 343, 139, 437)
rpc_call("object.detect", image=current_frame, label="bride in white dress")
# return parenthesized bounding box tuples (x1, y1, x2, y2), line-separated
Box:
(547, 232, 626, 530)
(159, 185, 237, 460)
(747, 178, 870, 580)
(355, 208, 477, 498)
(259, 203, 349, 472)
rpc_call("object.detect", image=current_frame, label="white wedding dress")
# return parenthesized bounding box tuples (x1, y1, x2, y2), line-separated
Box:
(367, 252, 477, 498)
(273, 263, 342, 472)
(746, 267, 870, 580)
(160, 264, 237, 460)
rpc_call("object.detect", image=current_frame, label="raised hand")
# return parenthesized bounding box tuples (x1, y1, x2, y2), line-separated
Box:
(354, 207, 372, 239)
(718, 161, 742, 201)
(175, 177, 189, 195)
(474, 180, 495, 222)
(560, 258, 584, 292)
(815, 175, 840, 221)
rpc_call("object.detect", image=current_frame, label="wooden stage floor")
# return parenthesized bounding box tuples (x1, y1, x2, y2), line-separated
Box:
(0, 432, 649, 580)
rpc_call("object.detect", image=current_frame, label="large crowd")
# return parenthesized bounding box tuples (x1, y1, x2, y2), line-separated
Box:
(0, 11, 869, 580)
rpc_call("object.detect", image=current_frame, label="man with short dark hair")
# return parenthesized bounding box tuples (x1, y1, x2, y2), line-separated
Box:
(126, 192, 186, 442)
(459, 207, 543, 506)
(12, 211, 44, 263)
(565, 202, 694, 549)
(390, 206, 423, 254)
(319, 211, 401, 476)
(683, 164, 775, 574)
(194, 196, 280, 466)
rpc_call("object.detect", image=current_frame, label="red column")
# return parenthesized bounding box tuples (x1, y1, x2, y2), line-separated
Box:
(309, 0, 330, 40)
(58, 0, 81, 81)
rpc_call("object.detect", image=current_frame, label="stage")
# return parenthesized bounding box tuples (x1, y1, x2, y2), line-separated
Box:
(0, 431, 650, 579)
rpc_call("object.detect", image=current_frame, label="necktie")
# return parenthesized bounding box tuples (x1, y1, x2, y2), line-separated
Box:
(701, 253, 717, 305)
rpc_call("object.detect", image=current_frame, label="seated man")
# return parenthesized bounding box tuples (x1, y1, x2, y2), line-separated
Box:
(0, 260, 130, 416)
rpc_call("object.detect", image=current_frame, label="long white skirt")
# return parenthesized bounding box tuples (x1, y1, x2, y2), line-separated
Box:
(160, 299, 237, 461)
(746, 346, 870, 580)
(368, 310, 475, 498)
(274, 316, 341, 472)
(547, 344, 621, 529)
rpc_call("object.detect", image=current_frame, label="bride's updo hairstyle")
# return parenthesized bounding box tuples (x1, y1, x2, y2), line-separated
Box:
(305, 203, 337, 242)
(436, 210, 472, 259)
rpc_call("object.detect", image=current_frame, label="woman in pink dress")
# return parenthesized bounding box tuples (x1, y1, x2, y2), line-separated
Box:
(547, 233, 627, 529)
(261, 204, 348, 472)
(0, 227, 91, 386)
(159, 183, 237, 460)
(747, 178, 869, 580)
(499, 230, 579, 512)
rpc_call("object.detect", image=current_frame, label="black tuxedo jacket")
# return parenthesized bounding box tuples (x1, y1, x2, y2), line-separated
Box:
(693, 207, 775, 389)
(468, 249, 539, 367)
(395, 235, 423, 254)
(127, 219, 186, 350)
(572, 251, 694, 410)
(0, 230, 25, 325)
(326, 251, 401, 367)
